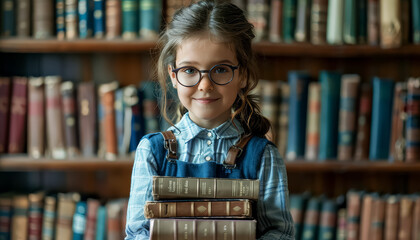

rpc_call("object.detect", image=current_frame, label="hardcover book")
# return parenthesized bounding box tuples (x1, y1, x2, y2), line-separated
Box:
(28, 77, 45, 158)
(384, 195, 399, 240)
(346, 190, 363, 240)
(301, 196, 322, 240)
(1, 0, 15, 36)
(405, 78, 420, 162)
(294, 0, 310, 42)
(269, 0, 283, 42)
(95, 205, 107, 240)
(389, 82, 408, 162)
(106, 0, 122, 39)
(8, 77, 28, 154)
(343, 0, 357, 44)
(260, 79, 280, 142)
(11, 195, 29, 240)
(141, 80, 160, 135)
(0, 77, 11, 153)
(123, 85, 144, 154)
(152, 176, 260, 200)
(367, 0, 379, 45)
(93, 0, 105, 38)
(413, 0, 420, 43)
(354, 82, 373, 160)
(318, 199, 337, 240)
(149, 219, 257, 240)
(65, 0, 78, 39)
(247, 0, 270, 42)
(277, 82, 290, 157)
(16, 0, 30, 37)
(305, 82, 321, 161)
(61, 81, 79, 157)
(144, 199, 253, 218)
(326, 0, 344, 44)
(290, 192, 310, 240)
(78, 82, 97, 157)
(79, 0, 94, 39)
(0, 194, 12, 240)
(310, 0, 328, 45)
(139, 0, 162, 40)
(398, 195, 414, 240)
(55, 193, 79, 240)
(380, 0, 402, 48)
(73, 201, 87, 240)
(369, 195, 385, 240)
(56, 0, 66, 39)
(33, 0, 54, 39)
(42, 195, 56, 240)
(122, 0, 139, 39)
(84, 198, 100, 240)
(28, 192, 44, 240)
(282, 0, 297, 43)
(359, 193, 376, 240)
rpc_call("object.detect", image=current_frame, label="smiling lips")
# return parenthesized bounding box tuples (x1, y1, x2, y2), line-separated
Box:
(194, 98, 219, 104)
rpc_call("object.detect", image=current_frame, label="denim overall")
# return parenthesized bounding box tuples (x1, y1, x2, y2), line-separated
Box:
(145, 132, 271, 179)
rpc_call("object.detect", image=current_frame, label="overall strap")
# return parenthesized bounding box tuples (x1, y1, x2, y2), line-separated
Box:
(161, 131, 178, 161)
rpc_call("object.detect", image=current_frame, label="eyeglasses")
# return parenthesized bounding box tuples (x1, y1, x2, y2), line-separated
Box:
(172, 64, 239, 87)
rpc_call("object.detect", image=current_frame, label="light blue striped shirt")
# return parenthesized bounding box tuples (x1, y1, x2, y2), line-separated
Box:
(125, 113, 294, 239)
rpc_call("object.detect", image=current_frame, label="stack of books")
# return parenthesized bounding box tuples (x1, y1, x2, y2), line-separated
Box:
(146, 176, 260, 239)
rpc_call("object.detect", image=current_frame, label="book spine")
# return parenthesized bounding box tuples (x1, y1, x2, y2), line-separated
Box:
(99, 82, 118, 160)
(401, 0, 411, 44)
(122, 0, 139, 39)
(260, 80, 280, 143)
(1, 0, 15, 36)
(384, 195, 399, 240)
(0, 77, 11, 153)
(305, 82, 321, 161)
(0, 196, 12, 240)
(128, 87, 144, 153)
(336, 208, 347, 240)
(406, 78, 420, 163)
(149, 219, 257, 240)
(141, 81, 160, 135)
(413, 195, 420, 240)
(57, 0, 66, 40)
(380, 0, 402, 48)
(16, 0, 30, 37)
(413, 0, 420, 43)
(28, 77, 45, 158)
(346, 191, 362, 240)
(73, 201, 87, 240)
(78, 0, 94, 39)
(310, 0, 328, 45)
(106, 0, 122, 39)
(139, 0, 162, 40)
(301, 197, 321, 240)
(326, 0, 344, 44)
(282, 0, 297, 43)
(358, 0, 368, 43)
(152, 176, 260, 200)
(33, 0, 54, 39)
(369, 77, 395, 160)
(55, 194, 76, 240)
(114, 88, 125, 156)
(42, 196, 57, 240)
(318, 71, 341, 160)
(367, 0, 379, 45)
(269, 0, 283, 42)
(286, 71, 310, 160)
(389, 82, 408, 162)
(277, 82, 290, 157)
(369, 196, 386, 240)
(65, 0, 79, 39)
(8, 77, 28, 154)
(343, 0, 357, 44)
(95, 206, 107, 240)
(28, 192, 44, 240)
(318, 199, 337, 240)
(144, 200, 252, 218)
(11, 195, 29, 240)
(294, 0, 310, 42)
(84, 199, 100, 240)
(77, 82, 97, 157)
(398, 196, 414, 240)
(338, 75, 360, 161)
(45, 76, 67, 159)
(290, 193, 309, 240)
(93, 0, 105, 38)
(360, 194, 374, 240)
(106, 200, 124, 240)
(61, 81, 79, 157)
(354, 83, 373, 160)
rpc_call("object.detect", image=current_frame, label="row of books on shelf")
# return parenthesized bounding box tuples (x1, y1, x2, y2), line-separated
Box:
(291, 190, 420, 240)
(256, 73, 420, 163)
(237, 0, 420, 47)
(0, 76, 163, 160)
(0, 191, 128, 240)
(0, 0, 162, 40)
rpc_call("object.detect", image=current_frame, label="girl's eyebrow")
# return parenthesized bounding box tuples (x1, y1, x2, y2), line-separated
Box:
(177, 59, 236, 66)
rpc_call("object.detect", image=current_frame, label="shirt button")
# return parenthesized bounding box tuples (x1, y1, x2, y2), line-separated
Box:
(205, 156, 212, 161)
(207, 132, 212, 137)
(207, 140, 212, 145)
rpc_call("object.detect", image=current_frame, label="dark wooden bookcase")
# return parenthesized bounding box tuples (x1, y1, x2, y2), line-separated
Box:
(1, 39, 420, 199)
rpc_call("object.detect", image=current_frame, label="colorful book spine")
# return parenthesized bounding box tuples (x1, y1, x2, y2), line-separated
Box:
(260, 79, 280, 142)
(277, 82, 290, 158)
(0, 195, 12, 240)
(152, 176, 260, 200)
(384, 195, 399, 240)
(78, 82, 97, 157)
(28, 192, 44, 240)
(354, 82, 373, 160)
(65, 0, 79, 39)
(141, 81, 161, 135)
(93, 0, 105, 38)
(286, 71, 310, 160)
(139, 0, 162, 40)
(294, 0, 310, 42)
(346, 190, 363, 240)
(61, 81, 79, 157)
(122, 0, 139, 39)
(282, 0, 297, 43)
(106, 199, 124, 240)
(301, 196, 322, 240)
(405, 77, 420, 163)
(99, 81, 119, 161)
(45, 76, 67, 159)
(144, 199, 253, 218)
(310, 0, 328, 45)
(8, 77, 28, 154)
(1, 0, 15, 36)
(380, 0, 402, 48)
(290, 193, 310, 240)
(338, 74, 360, 161)
(343, 0, 357, 44)
(95, 205, 107, 240)
(42, 196, 57, 240)
(413, 0, 420, 43)
(318, 71, 341, 160)
(326, 0, 344, 44)
(16, 0, 30, 37)
(269, 0, 283, 42)
(114, 88, 125, 156)
(305, 82, 321, 161)
(56, 0, 66, 39)
(367, 0, 379, 45)
(79, 0, 94, 39)
(73, 201, 87, 240)
(55, 193, 77, 240)
(28, 77, 45, 159)
(389, 82, 408, 162)
(318, 199, 337, 240)
(123, 85, 144, 154)
(106, 0, 122, 39)
(360, 193, 376, 240)
(11, 195, 29, 240)
(33, 0, 54, 39)
(0, 77, 11, 153)
(369, 77, 394, 160)
(247, 0, 269, 42)
(149, 219, 257, 240)
(85, 199, 100, 240)
(370, 195, 386, 240)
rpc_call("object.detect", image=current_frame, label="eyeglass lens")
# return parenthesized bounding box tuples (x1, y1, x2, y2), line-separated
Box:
(176, 64, 234, 86)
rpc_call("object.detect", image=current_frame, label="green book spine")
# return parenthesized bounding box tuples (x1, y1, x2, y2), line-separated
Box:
(413, 0, 420, 43)
(122, 0, 138, 39)
(282, 0, 297, 43)
(343, 0, 357, 44)
(358, 0, 368, 43)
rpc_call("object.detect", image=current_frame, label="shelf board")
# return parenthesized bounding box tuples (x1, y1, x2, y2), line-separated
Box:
(0, 155, 134, 171)
(1, 38, 420, 56)
(0, 38, 157, 53)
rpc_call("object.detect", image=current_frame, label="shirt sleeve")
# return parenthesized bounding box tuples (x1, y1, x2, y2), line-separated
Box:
(256, 144, 295, 240)
(125, 138, 158, 240)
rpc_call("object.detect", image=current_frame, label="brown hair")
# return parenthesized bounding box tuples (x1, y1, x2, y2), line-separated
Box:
(155, 0, 270, 137)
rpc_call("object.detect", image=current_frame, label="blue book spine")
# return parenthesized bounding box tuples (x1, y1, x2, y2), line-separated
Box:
(317, 200, 337, 240)
(318, 71, 341, 160)
(122, 0, 138, 39)
(141, 80, 160, 134)
(139, 0, 162, 39)
(115, 88, 125, 155)
(56, 0, 66, 38)
(78, 0, 94, 38)
(301, 197, 322, 240)
(95, 206, 107, 240)
(286, 71, 310, 160)
(129, 89, 144, 152)
(73, 201, 87, 240)
(93, 0, 105, 38)
(0, 198, 11, 240)
(1, 0, 15, 36)
(369, 77, 394, 160)
(413, 0, 420, 43)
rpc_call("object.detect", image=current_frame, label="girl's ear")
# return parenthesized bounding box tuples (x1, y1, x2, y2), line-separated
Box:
(168, 65, 177, 88)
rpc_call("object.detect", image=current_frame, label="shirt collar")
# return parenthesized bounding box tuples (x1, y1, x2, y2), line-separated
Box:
(169, 112, 244, 143)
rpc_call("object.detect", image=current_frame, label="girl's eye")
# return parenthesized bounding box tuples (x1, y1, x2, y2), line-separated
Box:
(181, 67, 198, 74)
(213, 66, 229, 74)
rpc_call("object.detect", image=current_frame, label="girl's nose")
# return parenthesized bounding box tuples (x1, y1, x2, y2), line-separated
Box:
(198, 73, 214, 92)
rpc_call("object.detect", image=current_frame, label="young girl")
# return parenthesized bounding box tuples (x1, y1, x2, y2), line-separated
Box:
(125, 1, 294, 239)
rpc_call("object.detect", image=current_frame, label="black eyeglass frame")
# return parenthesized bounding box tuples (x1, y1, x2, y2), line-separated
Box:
(171, 64, 239, 87)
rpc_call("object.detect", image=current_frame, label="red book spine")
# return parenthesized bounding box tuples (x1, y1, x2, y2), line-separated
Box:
(0, 77, 11, 153)
(8, 77, 28, 153)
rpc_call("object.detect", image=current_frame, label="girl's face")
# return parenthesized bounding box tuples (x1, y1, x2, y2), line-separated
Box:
(168, 33, 245, 129)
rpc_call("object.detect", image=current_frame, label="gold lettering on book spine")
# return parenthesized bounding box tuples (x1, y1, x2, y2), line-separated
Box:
(11, 97, 26, 115)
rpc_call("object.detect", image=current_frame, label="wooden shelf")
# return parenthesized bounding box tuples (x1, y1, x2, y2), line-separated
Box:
(1, 38, 420, 56)
(0, 155, 134, 171)
(285, 161, 420, 173)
